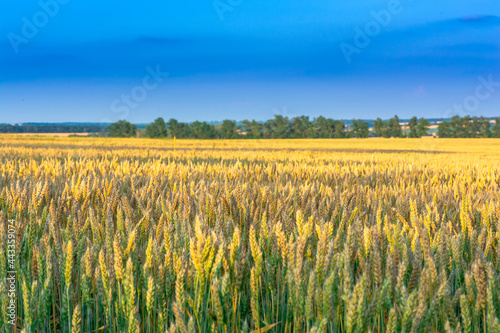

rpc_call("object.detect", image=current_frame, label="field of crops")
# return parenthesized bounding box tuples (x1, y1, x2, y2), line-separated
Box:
(1, 136, 500, 332)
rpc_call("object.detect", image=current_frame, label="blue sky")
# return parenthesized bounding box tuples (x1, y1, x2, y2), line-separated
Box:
(1, 0, 499, 123)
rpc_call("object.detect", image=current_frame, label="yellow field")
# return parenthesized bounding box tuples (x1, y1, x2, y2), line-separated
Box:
(0, 137, 499, 332)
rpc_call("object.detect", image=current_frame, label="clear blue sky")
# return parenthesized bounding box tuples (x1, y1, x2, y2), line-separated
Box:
(1, 0, 499, 123)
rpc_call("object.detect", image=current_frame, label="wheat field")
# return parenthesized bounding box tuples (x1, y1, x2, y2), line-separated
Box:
(0, 136, 499, 332)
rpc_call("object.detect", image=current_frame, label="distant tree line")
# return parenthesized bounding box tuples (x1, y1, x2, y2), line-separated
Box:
(107, 120, 138, 138)
(5, 115, 497, 138)
(437, 116, 500, 138)
(109, 115, 406, 139)
(0, 124, 106, 133)
(107, 115, 500, 139)
(373, 116, 430, 138)
(111, 116, 362, 139)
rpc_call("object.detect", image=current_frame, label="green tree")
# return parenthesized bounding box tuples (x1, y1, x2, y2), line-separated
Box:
(270, 115, 291, 138)
(203, 122, 218, 139)
(416, 118, 430, 137)
(190, 121, 204, 139)
(167, 118, 180, 138)
(313, 116, 335, 138)
(291, 116, 311, 138)
(145, 117, 168, 138)
(262, 120, 273, 138)
(190, 121, 217, 139)
(179, 123, 192, 138)
(469, 117, 479, 137)
(449, 116, 462, 138)
(220, 120, 238, 139)
(478, 116, 491, 138)
(437, 121, 451, 138)
(250, 120, 263, 138)
(373, 118, 385, 137)
(107, 120, 137, 137)
(492, 118, 500, 138)
(240, 120, 253, 138)
(350, 119, 369, 138)
(334, 120, 346, 138)
(350, 119, 358, 138)
(166, 119, 191, 138)
(408, 116, 418, 138)
(240, 120, 264, 139)
(389, 116, 402, 138)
